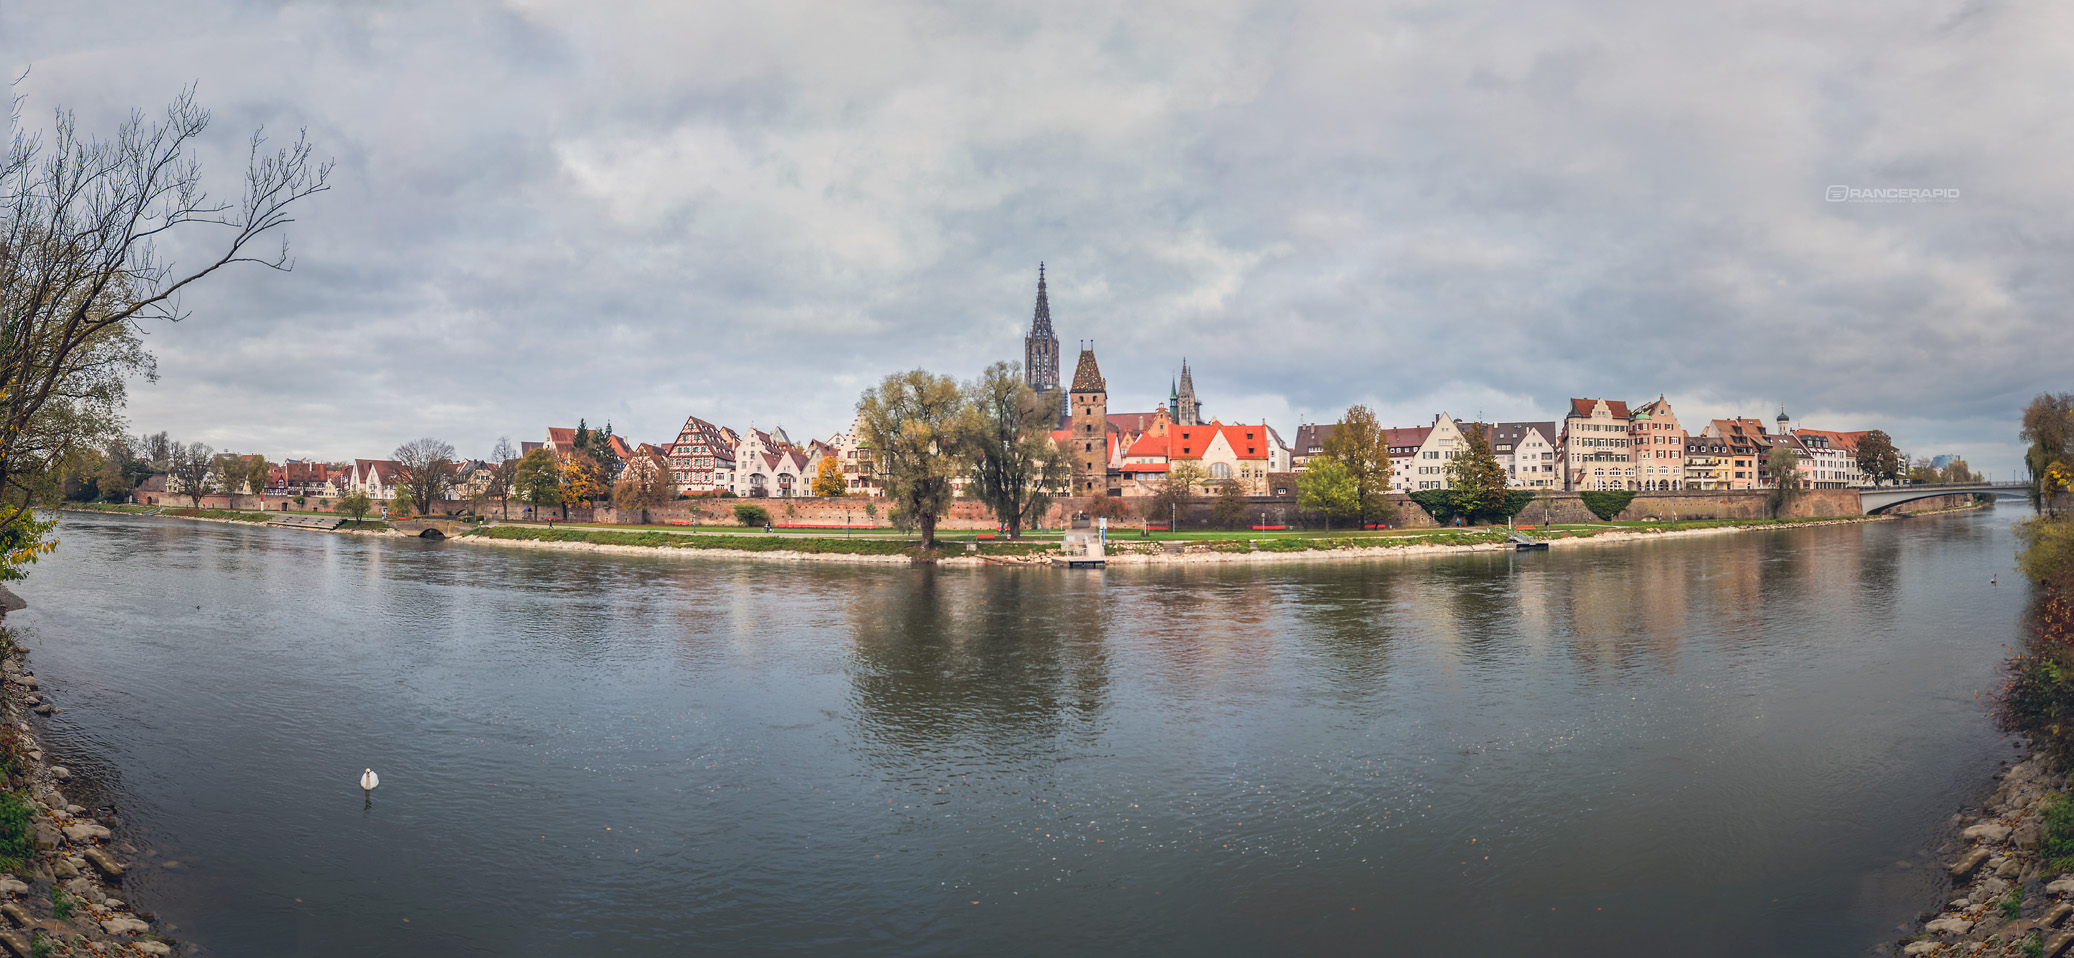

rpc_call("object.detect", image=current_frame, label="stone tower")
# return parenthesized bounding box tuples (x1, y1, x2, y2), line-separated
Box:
(1069, 344, 1108, 496)
(1174, 358, 1202, 426)
(1024, 264, 1061, 399)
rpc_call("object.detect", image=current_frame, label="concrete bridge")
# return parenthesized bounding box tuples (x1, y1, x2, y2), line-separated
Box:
(392, 518, 469, 538)
(1858, 481, 2031, 514)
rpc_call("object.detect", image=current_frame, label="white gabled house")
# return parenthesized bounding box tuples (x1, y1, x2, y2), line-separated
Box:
(351, 459, 404, 501)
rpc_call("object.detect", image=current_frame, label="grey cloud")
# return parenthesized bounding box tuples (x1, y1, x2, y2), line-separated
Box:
(2, 0, 2064, 474)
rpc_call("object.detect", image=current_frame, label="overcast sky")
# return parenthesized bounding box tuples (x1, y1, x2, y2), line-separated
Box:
(6, 0, 2067, 477)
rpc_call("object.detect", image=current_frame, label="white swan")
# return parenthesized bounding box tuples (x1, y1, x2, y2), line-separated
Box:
(361, 769, 380, 791)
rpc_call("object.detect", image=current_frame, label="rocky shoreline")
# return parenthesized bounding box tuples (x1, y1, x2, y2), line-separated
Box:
(0, 600, 172, 957)
(1895, 747, 2074, 956)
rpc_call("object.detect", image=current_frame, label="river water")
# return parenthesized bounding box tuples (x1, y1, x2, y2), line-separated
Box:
(8, 509, 2028, 956)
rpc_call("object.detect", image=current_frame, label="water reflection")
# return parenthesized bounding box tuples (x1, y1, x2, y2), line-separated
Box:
(8, 510, 2034, 957)
(847, 568, 1111, 758)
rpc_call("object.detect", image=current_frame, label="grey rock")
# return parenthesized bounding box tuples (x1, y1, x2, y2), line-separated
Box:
(14, 675, 35, 689)
(1979, 876, 2013, 897)
(1998, 859, 2025, 879)
(2047, 877, 2074, 897)
(51, 860, 76, 879)
(1951, 898, 1973, 910)
(30, 704, 51, 716)
(100, 917, 148, 935)
(134, 944, 171, 957)
(50, 767, 71, 782)
(0, 879, 24, 896)
(1926, 916, 1976, 935)
(28, 823, 58, 850)
(61, 822, 109, 843)
(104, 898, 123, 910)
(2017, 820, 2044, 847)
(1904, 942, 1940, 956)
(1965, 822, 2014, 842)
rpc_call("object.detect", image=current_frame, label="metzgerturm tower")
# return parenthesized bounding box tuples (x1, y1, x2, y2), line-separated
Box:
(1069, 343, 1108, 496)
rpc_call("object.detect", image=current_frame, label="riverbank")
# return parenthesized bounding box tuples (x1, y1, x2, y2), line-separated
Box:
(449, 512, 1906, 566)
(1897, 511, 2074, 955)
(56, 500, 1992, 567)
(1893, 746, 2074, 956)
(0, 603, 172, 956)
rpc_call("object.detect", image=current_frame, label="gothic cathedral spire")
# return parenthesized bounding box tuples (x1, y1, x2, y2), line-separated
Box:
(1176, 358, 1201, 426)
(1024, 264, 1060, 396)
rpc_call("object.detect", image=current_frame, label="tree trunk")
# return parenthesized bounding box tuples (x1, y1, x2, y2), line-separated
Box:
(920, 513, 937, 549)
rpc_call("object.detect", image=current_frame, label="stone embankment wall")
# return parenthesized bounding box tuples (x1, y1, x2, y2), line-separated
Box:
(1898, 749, 2074, 955)
(142, 488, 1983, 532)
(0, 597, 174, 955)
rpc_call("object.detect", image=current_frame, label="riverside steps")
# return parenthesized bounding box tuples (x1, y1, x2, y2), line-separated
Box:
(268, 514, 342, 530)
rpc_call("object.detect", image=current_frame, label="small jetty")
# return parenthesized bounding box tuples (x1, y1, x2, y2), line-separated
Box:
(1506, 528, 1549, 551)
(1055, 513, 1107, 569)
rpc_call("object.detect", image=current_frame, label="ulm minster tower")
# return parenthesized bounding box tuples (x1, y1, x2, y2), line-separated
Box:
(1023, 264, 1061, 398)
(1018, 265, 1219, 498)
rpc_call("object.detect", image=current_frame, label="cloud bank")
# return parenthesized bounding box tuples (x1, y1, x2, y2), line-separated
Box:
(5, 0, 2065, 476)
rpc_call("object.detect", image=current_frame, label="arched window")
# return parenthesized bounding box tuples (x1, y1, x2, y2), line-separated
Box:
(1209, 462, 1231, 479)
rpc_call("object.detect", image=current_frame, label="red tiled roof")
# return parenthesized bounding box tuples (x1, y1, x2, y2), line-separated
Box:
(1125, 433, 1169, 458)
(1168, 422, 1269, 461)
(1568, 398, 1631, 419)
(1386, 426, 1431, 450)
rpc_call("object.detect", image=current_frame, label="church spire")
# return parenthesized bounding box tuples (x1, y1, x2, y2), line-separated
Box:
(1176, 358, 1200, 425)
(1024, 263, 1060, 397)
(1031, 262, 1053, 334)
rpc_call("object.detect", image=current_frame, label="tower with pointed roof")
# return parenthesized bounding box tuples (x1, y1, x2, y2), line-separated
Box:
(1069, 344, 1109, 496)
(1024, 264, 1061, 397)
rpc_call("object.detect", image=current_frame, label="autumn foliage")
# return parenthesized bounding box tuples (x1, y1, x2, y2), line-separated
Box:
(1995, 516, 2074, 760)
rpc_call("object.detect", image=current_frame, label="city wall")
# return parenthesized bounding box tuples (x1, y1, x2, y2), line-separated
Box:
(137, 487, 1981, 531)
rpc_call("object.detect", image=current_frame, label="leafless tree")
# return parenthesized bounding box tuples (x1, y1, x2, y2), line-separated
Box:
(392, 438, 457, 516)
(139, 431, 173, 471)
(166, 441, 213, 507)
(487, 436, 517, 519)
(1, 84, 329, 529)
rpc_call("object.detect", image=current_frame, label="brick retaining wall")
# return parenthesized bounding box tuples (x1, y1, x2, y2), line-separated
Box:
(131, 487, 1983, 532)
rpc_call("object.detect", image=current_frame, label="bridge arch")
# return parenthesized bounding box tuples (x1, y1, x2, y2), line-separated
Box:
(1859, 483, 2030, 515)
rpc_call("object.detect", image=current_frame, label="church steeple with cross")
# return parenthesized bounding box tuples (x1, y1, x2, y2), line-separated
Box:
(1024, 264, 1060, 397)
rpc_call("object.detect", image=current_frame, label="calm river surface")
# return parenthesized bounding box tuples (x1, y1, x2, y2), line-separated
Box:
(9, 510, 2030, 956)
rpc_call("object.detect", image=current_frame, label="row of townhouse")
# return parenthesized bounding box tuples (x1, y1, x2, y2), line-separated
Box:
(1278, 396, 1880, 494)
(1561, 397, 1873, 491)
(1292, 415, 1562, 493)
(657, 418, 854, 499)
